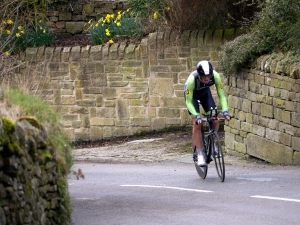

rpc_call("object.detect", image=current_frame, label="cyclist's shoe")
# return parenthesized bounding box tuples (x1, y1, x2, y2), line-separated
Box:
(197, 149, 207, 166)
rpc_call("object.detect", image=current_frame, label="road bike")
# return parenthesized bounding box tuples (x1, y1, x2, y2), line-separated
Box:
(193, 108, 226, 182)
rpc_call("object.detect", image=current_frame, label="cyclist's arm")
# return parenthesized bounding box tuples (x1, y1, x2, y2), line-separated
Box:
(185, 75, 198, 117)
(213, 71, 228, 113)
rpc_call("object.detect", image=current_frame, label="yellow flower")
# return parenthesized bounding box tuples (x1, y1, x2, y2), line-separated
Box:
(18, 26, 22, 30)
(126, 9, 130, 13)
(116, 22, 121, 27)
(167, 7, 170, 11)
(105, 29, 109, 32)
(21, 30, 24, 34)
(88, 19, 92, 25)
(43, 30, 46, 33)
(110, 14, 114, 19)
(102, 23, 105, 27)
(118, 11, 121, 15)
(117, 15, 122, 20)
(16, 33, 21, 37)
(153, 12, 158, 20)
(7, 20, 13, 25)
(0, 27, 2, 31)
(6, 30, 11, 34)
(109, 39, 114, 44)
(39, 20, 42, 23)
(106, 32, 110, 37)
(2, 21, 7, 25)
(95, 23, 99, 27)
(5, 52, 10, 56)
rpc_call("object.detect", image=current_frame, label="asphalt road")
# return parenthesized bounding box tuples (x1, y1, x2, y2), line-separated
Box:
(69, 161, 300, 225)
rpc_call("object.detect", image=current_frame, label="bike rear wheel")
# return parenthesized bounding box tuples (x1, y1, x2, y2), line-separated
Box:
(211, 132, 225, 182)
(193, 146, 208, 179)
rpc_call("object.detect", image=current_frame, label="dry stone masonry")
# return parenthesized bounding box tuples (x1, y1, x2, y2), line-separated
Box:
(48, 0, 128, 38)
(224, 55, 300, 165)
(0, 116, 71, 224)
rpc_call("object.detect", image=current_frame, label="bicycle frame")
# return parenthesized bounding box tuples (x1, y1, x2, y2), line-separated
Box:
(194, 107, 226, 182)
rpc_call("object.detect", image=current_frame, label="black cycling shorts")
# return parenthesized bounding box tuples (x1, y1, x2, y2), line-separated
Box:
(185, 88, 216, 115)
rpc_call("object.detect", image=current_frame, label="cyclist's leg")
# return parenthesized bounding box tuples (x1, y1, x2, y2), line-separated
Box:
(185, 92, 203, 150)
(200, 88, 219, 131)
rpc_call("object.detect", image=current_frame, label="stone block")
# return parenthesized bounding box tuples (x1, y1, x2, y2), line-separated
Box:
(157, 108, 180, 118)
(261, 103, 273, 118)
(116, 99, 129, 119)
(129, 107, 146, 117)
(235, 141, 246, 154)
(247, 133, 293, 165)
(225, 132, 235, 150)
(152, 118, 166, 130)
(66, 22, 85, 34)
(293, 151, 300, 165)
(149, 78, 173, 98)
(292, 136, 300, 151)
(252, 124, 265, 137)
(163, 97, 185, 108)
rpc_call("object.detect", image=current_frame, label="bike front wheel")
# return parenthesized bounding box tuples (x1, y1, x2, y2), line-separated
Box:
(193, 146, 208, 179)
(211, 132, 225, 182)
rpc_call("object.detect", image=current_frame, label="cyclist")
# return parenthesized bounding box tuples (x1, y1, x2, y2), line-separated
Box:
(184, 60, 231, 166)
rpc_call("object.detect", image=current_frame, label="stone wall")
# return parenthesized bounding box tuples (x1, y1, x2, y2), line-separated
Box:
(0, 116, 71, 224)
(224, 55, 300, 165)
(48, 0, 128, 38)
(17, 29, 242, 142)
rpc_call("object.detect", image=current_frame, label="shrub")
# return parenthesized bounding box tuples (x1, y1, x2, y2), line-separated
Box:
(1, 20, 53, 54)
(219, 0, 300, 75)
(128, 0, 260, 32)
(0, 1, 54, 56)
(85, 10, 143, 45)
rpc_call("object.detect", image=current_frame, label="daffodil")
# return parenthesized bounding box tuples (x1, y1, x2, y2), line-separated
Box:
(118, 11, 121, 15)
(21, 30, 24, 34)
(126, 8, 130, 13)
(7, 20, 13, 25)
(5, 52, 10, 56)
(167, 7, 170, 11)
(95, 23, 99, 27)
(16, 33, 21, 37)
(88, 19, 92, 25)
(6, 30, 11, 35)
(106, 32, 110, 37)
(43, 30, 46, 33)
(153, 12, 158, 20)
(110, 14, 114, 19)
(117, 15, 122, 20)
(116, 22, 121, 27)
(109, 39, 114, 44)
(105, 29, 109, 33)
(18, 26, 22, 30)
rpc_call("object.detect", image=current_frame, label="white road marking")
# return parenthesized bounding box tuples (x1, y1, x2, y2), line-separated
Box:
(120, 185, 213, 193)
(127, 138, 163, 144)
(251, 195, 300, 203)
